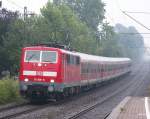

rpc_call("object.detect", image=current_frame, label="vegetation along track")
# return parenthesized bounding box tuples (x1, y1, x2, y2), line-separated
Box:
(66, 62, 146, 119)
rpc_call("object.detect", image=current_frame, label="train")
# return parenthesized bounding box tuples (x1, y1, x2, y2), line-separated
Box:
(19, 43, 131, 101)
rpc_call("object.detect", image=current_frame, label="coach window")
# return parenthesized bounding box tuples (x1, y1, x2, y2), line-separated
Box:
(109, 65, 111, 71)
(110, 65, 112, 71)
(73, 56, 76, 65)
(81, 63, 84, 73)
(95, 64, 97, 73)
(67, 54, 71, 64)
(70, 55, 73, 64)
(118, 65, 120, 69)
(82, 63, 85, 73)
(98, 64, 100, 72)
(76, 57, 80, 65)
(101, 65, 104, 72)
(103, 65, 105, 72)
(88, 63, 90, 73)
(86, 63, 88, 73)
(114, 65, 116, 70)
(70, 55, 72, 64)
(100, 64, 102, 72)
(93, 64, 95, 73)
(97, 64, 99, 73)
(70, 55, 75, 65)
(106, 65, 108, 71)
(62, 54, 65, 64)
(116, 65, 118, 70)
(119, 64, 121, 69)
(91, 64, 93, 73)
(108, 65, 110, 71)
(104, 65, 106, 72)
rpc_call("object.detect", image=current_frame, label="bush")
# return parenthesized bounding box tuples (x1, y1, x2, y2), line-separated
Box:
(0, 76, 21, 104)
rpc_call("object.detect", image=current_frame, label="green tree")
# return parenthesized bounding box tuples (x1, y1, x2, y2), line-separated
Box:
(115, 24, 144, 59)
(33, 2, 96, 53)
(97, 23, 123, 57)
(2, 19, 25, 74)
(54, 0, 105, 31)
(0, 9, 19, 74)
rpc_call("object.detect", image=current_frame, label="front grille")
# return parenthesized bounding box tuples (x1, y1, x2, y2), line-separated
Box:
(28, 85, 48, 91)
(27, 85, 48, 98)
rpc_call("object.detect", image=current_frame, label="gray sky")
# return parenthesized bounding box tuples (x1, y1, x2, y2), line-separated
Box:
(2, 0, 150, 46)
(103, 0, 150, 47)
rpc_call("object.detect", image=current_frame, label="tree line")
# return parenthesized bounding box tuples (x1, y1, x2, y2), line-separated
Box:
(0, 0, 144, 75)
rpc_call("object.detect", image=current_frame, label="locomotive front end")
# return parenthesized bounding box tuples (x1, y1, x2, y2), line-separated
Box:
(19, 47, 62, 100)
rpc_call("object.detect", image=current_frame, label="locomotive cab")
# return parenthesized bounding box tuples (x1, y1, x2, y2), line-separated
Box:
(19, 46, 62, 100)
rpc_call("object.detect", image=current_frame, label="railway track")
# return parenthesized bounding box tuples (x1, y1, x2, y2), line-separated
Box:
(0, 104, 36, 119)
(103, 113, 111, 119)
(0, 105, 38, 119)
(0, 101, 28, 112)
(0, 81, 127, 119)
(65, 63, 146, 119)
(0, 96, 77, 119)
(0, 63, 145, 119)
(0, 102, 55, 119)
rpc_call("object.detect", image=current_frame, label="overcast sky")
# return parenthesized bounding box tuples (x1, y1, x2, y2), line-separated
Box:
(103, 0, 150, 47)
(2, 0, 150, 46)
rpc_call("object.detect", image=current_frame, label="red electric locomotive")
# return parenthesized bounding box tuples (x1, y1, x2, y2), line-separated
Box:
(19, 43, 131, 101)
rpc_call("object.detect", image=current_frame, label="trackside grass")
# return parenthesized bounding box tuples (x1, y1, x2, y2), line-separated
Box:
(0, 76, 22, 104)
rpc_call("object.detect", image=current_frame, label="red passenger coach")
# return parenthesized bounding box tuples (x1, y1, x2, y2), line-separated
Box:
(19, 44, 131, 101)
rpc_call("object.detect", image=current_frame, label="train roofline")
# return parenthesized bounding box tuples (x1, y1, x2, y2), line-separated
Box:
(60, 49, 131, 63)
(23, 46, 131, 63)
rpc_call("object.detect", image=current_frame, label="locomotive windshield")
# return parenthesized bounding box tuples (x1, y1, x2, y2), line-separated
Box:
(42, 51, 57, 63)
(25, 50, 40, 62)
(25, 50, 57, 63)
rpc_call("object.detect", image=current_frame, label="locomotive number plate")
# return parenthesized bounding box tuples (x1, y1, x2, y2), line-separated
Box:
(36, 71, 43, 76)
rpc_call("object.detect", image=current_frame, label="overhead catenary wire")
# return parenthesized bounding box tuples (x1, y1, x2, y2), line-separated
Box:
(121, 11, 150, 31)
(123, 11, 150, 15)
(114, 0, 150, 31)
(118, 32, 150, 35)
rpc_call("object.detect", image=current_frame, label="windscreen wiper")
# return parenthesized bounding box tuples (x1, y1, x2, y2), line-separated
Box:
(27, 54, 35, 63)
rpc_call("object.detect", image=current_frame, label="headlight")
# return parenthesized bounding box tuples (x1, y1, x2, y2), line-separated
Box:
(50, 79, 55, 83)
(24, 78, 29, 82)
(38, 63, 42, 66)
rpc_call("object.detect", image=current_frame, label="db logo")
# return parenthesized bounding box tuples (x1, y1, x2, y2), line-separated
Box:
(36, 71, 43, 76)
